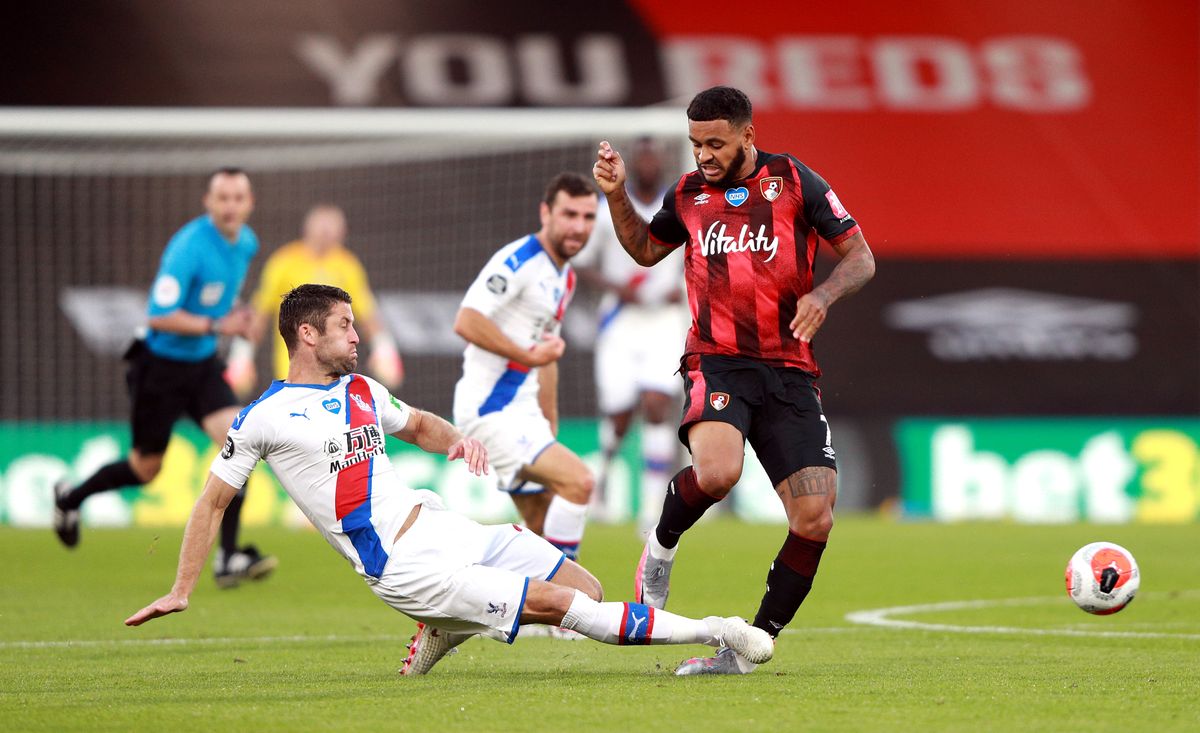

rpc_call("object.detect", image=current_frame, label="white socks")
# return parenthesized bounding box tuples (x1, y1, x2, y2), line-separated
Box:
(543, 495, 589, 559)
(646, 525, 677, 562)
(639, 422, 676, 528)
(559, 590, 716, 646)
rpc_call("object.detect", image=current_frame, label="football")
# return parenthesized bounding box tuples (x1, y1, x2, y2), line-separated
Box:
(1064, 542, 1140, 615)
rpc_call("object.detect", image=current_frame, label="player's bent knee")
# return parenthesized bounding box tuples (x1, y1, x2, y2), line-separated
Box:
(789, 513, 834, 541)
(554, 471, 595, 504)
(693, 464, 739, 499)
(550, 559, 604, 601)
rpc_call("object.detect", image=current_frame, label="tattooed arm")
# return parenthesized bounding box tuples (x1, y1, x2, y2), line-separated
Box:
(593, 141, 676, 267)
(790, 231, 876, 342)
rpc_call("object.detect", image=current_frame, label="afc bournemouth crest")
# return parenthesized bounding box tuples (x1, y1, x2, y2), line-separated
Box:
(709, 392, 731, 411)
(760, 176, 783, 202)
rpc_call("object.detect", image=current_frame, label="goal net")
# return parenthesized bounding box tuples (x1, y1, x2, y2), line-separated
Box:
(0, 108, 688, 424)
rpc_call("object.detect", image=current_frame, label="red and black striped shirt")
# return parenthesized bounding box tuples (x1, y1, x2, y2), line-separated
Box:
(647, 150, 861, 376)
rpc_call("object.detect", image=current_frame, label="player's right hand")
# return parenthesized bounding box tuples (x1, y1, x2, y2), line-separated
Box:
(125, 593, 188, 626)
(592, 141, 626, 195)
(525, 335, 566, 366)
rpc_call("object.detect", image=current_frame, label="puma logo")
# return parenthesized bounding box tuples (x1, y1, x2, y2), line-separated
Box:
(627, 612, 647, 642)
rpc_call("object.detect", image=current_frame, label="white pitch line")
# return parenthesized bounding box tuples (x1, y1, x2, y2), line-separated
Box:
(845, 593, 1200, 640)
(0, 633, 408, 651)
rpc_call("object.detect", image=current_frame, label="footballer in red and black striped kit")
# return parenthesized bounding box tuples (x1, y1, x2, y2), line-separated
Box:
(594, 86, 875, 675)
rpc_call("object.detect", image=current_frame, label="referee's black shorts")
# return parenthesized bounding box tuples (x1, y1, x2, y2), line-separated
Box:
(123, 340, 238, 454)
(678, 353, 837, 487)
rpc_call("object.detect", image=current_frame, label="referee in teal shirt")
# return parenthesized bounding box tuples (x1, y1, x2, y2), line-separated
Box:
(55, 168, 277, 588)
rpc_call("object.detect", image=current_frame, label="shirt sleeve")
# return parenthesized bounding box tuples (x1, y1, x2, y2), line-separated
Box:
(147, 233, 197, 317)
(793, 157, 861, 245)
(647, 182, 689, 247)
(459, 249, 523, 318)
(209, 410, 265, 489)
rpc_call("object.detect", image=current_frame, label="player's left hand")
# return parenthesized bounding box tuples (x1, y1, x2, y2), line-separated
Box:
(447, 437, 489, 476)
(125, 593, 188, 626)
(791, 291, 832, 342)
(215, 305, 256, 339)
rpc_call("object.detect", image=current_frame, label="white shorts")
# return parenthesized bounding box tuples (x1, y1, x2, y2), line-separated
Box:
(458, 407, 555, 493)
(370, 506, 565, 643)
(594, 304, 689, 415)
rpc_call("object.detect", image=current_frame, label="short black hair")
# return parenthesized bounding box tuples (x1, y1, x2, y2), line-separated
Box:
(542, 171, 597, 208)
(687, 86, 753, 127)
(279, 284, 352, 354)
(207, 166, 249, 189)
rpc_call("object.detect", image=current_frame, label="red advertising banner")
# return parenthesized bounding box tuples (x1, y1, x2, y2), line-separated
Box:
(628, 0, 1199, 258)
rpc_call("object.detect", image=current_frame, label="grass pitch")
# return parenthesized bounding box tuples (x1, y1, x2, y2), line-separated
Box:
(2, 516, 1197, 732)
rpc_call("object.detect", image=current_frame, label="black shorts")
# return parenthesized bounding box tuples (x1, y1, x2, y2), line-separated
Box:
(124, 340, 238, 454)
(678, 353, 836, 487)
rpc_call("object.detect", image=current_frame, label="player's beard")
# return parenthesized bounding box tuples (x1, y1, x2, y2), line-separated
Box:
(317, 344, 358, 378)
(700, 146, 748, 187)
(549, 231, 584, 262)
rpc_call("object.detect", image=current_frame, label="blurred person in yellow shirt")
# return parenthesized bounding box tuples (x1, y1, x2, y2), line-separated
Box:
(226, 204, 403, 395)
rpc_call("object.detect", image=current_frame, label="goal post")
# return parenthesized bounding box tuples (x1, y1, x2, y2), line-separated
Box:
(0, 106, 690, 424)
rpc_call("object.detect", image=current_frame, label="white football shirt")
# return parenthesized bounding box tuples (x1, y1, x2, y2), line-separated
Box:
(453, 235, 576, 424)
(211, 373, 428, 581)
(574, 190, 685, 330)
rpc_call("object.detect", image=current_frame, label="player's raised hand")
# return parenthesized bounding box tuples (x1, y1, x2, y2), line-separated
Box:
(592, 141, 626, 195)
(526, 335, 566, 366)
(125, 593, 188, 626)
(447, 436, 489, 476)
(790, 291, 832, 343)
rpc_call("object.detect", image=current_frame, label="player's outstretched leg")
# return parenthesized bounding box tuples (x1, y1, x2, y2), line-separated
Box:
(635, 466, 718, 608)
(554, 588, 772, 665)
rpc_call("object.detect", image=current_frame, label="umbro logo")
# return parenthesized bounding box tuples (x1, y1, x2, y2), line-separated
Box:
(693, 193, 711, 206)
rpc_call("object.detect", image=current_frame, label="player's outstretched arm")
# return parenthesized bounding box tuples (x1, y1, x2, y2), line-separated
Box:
(593, 141, 674, 268)
(125, 473, 242, 626)
(791, 231, 876, 342)
(394, 409, 489, 476)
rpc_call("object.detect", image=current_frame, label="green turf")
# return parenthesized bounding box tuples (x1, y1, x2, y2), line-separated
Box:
(2, 517, 1198, 732)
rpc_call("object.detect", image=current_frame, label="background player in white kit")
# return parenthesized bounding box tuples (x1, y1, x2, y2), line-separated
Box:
(124, 284, 774, 677)
(574, 138, 689, 530)
(452, 173, 598, 560)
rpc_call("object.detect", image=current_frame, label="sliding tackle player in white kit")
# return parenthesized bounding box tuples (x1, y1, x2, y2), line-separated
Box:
(125, 284, 773, 676)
